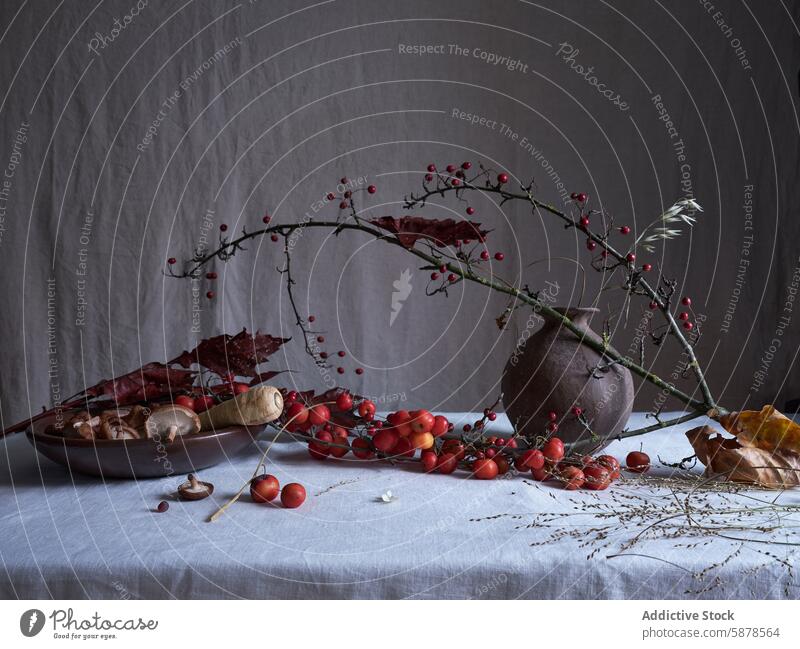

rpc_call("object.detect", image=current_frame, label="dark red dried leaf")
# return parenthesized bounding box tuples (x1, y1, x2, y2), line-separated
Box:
(369, 216, 489, 249)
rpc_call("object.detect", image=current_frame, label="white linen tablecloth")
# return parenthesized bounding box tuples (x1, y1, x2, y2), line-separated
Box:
(1, 413, 797, 599)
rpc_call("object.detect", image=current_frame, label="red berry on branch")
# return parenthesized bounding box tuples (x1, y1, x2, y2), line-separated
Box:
(681, 296, 691, 306)
(451, 178, 461, 186)
(462, 424, 472, 432)
(320, 351, 328, 359)
(480, 250, 489, 261)
(649, 301, 658, 310)
(335, 392, 353, 411)
(494, 252, 504, 261)
(286, 390, 299, 403)
(263, 215, 271, 223)
(586, 239, 596, 251)
(425, 174, 433, 182)
(156, 501, 169, 513)
(439, 265, 447, 273)
(601, 251, 609, 258)
(466, 206, 475, 215)
(340, 177, 348, 184)
(339, 201, 348, 209)
(316, 335, 325, 343)
(430, 272, 439, 280)
(580, 216, 590, 228)
(497, 173, 509, 184)
(548, 411, 558, 421)
(577, 193, 587, 202)
(683, 321, 694, 330)
(487, 411, 497, 421)
(167, 257, 176, 265)
(367, 185, 377, 194)
(461, 161, 472, 170)
(560, 466, 585, 490)
(337, 350, 346, 357)
(678, 312, 689, 321)
(547, 422, 559, 433)
(206, 291, 215, 299)
(642, 263, 652, 272)
(220, 224, 228, 231)
(337, 367, 344, 374)
(352, 437, 373, 459)
(326, 192, 335, 201)
(271, 234, 279, 242)
(344, 190, 352, 198)
(619, 225, 631, 235)
(542, 437, 565, 462)
(427, 164, 436, 173)
(446, 164, 456, 173)
(572, 406, 583, 417)
(355, 368, 364, 375)
(626, 253, 636, 263)
(206, 272, 217, 279)
(447, 273, 457, 282)
(570, 192, 578, 200)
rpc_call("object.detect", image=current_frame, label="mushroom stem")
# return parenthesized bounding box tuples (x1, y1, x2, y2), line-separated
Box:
(189, 474, 199, 489)
(166, 425, 178, 443)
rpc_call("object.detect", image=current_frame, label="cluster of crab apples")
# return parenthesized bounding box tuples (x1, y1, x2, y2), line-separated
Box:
(278, 390, 651, 489)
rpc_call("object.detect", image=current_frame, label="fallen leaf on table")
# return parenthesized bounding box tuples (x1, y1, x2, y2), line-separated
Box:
(711, 404, 800, 454)
(686, 425, 800, 488)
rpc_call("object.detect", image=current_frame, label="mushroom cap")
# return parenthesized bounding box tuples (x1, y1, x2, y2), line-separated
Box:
(144, 404, 201, 439)
(177, 474, 214, 500)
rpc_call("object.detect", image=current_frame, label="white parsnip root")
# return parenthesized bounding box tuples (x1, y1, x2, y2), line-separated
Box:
(199, 386, 284, 430)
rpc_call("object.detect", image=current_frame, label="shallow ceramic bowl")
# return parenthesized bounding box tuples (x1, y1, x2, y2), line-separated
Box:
(26, 412, 262, 480)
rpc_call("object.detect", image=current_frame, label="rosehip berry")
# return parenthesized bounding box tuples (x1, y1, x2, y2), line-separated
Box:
(367, 185, 377, 194)
(461, 161, 472, 170)
(472, 458, 499, 480)
(466, 207, 475, 215)
(626, 253, 636, 263)
(548, 411, 558, 421)
(206, 291, 215, 299)
(619, 225, 630, 235)
(335, 392, 353, 411)
(156, 501, 169, 513)
(351, 437, 373, 459)
(576, 193, 587, 202)
(626, 450, 650, 473)
(560, 466, 585, 490)
(344, 190, 352, 198)
(320, 352, 328, 359)
(681, 296, 691, 306)
(497, 173, 509, 184)
(220, 224, 228, 231)
(431, 272, 439, 280)
(684, 321, 694, 330)
(439, 265, 447, 273)
(271, 234, 279, 242)
(336, 367, 344, 374)
(340, 177, 348, 184)
(437, 453, 458, 474)
(583, 464, 611, 490)
(586, 239, 596, 251)
(326, 192, 335, 201)
(339, 201, 348, 209)
(421, 450, 438, 472)
(580, 216, 590, 228)
(596, 455, 621, 480)
(487, 412, 497, 421)
(307, 315, 315, 322)
(642, 263, 652, 272)
(427, 164, 436, 173)
(570, 192, 578, 200)
(206, 271, 217, 279)
(167, 257, 176, 265)
(494, 252, 504, 261)
(446, 164, 456, 173)
(542, 438, 565, 462)
(451, 178, 461, 186)
(649, 301, 658, 310)
(280, 483, 306, 508)
(448, 273, 457, 282)
(678, 312, 689, 321)
(480, 250, 490, 260)
(485, 448, 496, 458)
(425, 174, 433, 182)
(547, 421, 559, 433)
(572, 406, 583, 417)
(355, 368, 364, 375)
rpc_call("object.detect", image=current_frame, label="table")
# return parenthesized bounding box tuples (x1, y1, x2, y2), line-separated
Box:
(1, 413, 797, 599)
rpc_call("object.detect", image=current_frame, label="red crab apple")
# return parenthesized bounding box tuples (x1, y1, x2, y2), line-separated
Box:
(250, 474, 280, 503)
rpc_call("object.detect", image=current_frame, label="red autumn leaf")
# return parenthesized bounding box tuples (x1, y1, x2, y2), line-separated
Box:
(369, 216, 489, 249)
(2, 330, 289, 436)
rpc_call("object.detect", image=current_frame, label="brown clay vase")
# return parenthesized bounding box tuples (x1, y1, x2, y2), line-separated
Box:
(501, 307, 634, 448)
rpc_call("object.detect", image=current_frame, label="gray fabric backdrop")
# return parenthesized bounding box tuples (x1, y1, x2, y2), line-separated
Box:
(0, 0, 798, 428)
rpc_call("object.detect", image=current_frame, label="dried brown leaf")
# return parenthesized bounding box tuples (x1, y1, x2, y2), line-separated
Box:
(686, 425, 800, 488)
